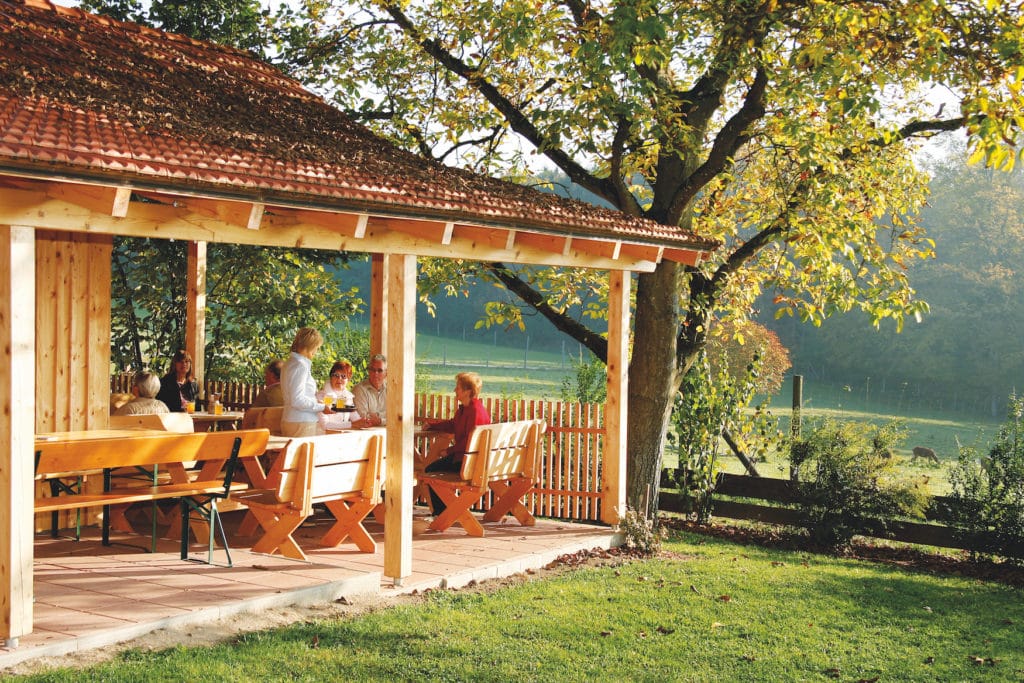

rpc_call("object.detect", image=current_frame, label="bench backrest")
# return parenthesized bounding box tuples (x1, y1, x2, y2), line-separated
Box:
(271, 431, 384, 516)
(242, 406, 284, 435)
(36, 428, 270, 478)
(110, 412, 195, 433)
(461, 419, 546, 487)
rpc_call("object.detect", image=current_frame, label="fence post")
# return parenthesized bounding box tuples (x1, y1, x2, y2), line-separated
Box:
(790, 374, 803, 482)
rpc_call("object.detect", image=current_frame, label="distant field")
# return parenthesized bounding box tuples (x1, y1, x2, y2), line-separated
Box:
(415, 332, 571, 399)
(412, 334, 1004, 495)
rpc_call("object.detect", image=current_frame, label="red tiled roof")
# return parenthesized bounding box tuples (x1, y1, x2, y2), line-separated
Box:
(0, 0, 717, 253)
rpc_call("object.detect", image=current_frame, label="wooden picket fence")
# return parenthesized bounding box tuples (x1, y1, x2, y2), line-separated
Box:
(111, 374, 608, 522)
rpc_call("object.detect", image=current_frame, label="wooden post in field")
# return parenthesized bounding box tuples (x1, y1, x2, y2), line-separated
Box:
(790, 374, 803, 481)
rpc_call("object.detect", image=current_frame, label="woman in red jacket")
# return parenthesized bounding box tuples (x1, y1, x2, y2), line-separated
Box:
(424, 372, 491, 516)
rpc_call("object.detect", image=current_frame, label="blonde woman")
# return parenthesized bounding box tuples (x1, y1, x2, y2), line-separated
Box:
(280, 327, 329, 437)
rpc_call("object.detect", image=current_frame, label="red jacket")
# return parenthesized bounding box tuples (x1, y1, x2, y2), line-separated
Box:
(429, 398, 491, 462)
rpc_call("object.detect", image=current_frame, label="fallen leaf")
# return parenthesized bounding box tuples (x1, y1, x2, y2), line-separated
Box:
(637, 576, 648, 582)
(857, 677, 879, 683)
(638, 631, 648, 638)
(690, 585, 700, 594)
(711, 622, 725, 629)
(600, 630, 612, 637)
(718, 594, 732, 602)
(824, 667, 841, 678)
(1001, 618, 1014, 625)
(740, 654, 756, 662)
(655, 625, 675, 635)
(923, 606, 933, 613)
(335, 596, 351, 605)
(252, 564, 273, 571)
(310, 635, 319, 649)
(923, 656, 935, 664)
(771, 561, 785, 566)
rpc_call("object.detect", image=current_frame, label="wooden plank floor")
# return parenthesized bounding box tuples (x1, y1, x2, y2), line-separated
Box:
(0, 508, 619, 670)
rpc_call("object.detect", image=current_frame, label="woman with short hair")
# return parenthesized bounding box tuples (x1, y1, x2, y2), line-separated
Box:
(281, 327, 329, 437)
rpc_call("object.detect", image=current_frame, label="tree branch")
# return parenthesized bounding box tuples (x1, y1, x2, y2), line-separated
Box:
(381, 3, 620, 208)
(667, 68, 768, 222)
(484, 262, 609, 361)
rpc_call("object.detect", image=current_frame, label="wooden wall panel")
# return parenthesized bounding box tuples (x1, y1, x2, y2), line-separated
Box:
(34, 231, 112, 433)
(34, 231, 112, 534)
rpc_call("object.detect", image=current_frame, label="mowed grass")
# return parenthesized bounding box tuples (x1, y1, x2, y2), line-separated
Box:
(13, 529, 1024, 682)
(416, 332, 572, 400)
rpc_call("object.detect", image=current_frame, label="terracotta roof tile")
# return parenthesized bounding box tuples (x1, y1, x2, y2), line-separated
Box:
(0, 0, 717, 253)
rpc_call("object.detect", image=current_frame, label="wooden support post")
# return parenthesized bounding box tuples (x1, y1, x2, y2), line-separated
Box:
(1, 226, 36, 645)
(186, 241, 207, 387)
(602, 270, 630, 525)
(370, 253, 388, 356)
(383, 254, 414, 583)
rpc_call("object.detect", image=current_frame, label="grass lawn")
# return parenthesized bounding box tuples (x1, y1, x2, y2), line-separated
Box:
(12, 529, 1024, 682)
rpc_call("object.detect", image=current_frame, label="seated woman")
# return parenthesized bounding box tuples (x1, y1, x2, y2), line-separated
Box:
(316, 360, 355, 407)
(155, 349, 199, 412)
(113, 372, 170, 415)
(423, 372, 491, 516)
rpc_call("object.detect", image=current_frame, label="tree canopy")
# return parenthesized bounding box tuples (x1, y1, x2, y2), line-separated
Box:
(270, 0, 1024, 512)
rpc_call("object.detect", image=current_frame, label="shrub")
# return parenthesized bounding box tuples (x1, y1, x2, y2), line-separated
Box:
(949, 395, 1024, 564)
(790, 418, 927, 550)
(668, 348, 783, 523)
(616, 506, 662, 555)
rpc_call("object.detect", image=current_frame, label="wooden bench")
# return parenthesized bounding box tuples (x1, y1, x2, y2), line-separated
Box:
(233, 430, 384, 561)
(420, 419, 545, 536)
(34, 428, 270, 565)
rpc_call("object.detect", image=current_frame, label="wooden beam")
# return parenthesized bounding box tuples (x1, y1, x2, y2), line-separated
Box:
(0, 225, 36, 645)
(174, 197, 265, 231)
(369, 254, 387, 357)
(383, 254, 415, 583)
(186, 242, 207, 387)
(46, 183, 131, 218)
(602, 269, 630, 525)
(0, 186, 707, 271)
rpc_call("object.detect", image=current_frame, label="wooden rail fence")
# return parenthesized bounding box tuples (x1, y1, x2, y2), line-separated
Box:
(660, 471, 1023, 557)
(111, 375, 608, 523)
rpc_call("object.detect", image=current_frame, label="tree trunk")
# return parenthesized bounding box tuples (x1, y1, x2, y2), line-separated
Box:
(626, 261, 684, 516)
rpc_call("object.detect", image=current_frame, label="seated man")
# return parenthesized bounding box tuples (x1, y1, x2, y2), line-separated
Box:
(251, 359, 284, 407)
(113, 372, 170, 416)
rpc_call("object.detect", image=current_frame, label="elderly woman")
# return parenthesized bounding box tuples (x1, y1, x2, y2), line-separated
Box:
(423, 372, 491, 516)
(155, 349, 199, 413)
(281, 327, 330, 437)
(316, 360, 355, 407)
(113, 372, 169, 416)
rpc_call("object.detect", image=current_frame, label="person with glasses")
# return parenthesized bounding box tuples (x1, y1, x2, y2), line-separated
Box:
(281, 327, 331, 437)
(156, 349, 199, 412)
(352, 354, 387, 428)
(316, 360, 355, 407)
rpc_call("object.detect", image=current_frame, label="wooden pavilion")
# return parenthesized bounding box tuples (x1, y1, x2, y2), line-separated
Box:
(0, 0, 715, 644)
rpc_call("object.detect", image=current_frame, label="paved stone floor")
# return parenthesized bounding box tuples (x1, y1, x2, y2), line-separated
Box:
(0, 508, 618, 670)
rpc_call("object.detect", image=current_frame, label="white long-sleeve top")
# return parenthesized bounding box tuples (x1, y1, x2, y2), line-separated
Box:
(281, 351, 322, 425)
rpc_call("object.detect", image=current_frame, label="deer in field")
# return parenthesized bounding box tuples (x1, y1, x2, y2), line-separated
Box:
(911, 446, 940, 466)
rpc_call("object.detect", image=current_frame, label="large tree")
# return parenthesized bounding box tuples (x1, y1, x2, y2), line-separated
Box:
(268, 1, 1024, 514)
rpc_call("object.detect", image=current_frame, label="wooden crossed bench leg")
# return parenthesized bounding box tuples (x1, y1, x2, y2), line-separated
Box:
(481, 478, 537, 527)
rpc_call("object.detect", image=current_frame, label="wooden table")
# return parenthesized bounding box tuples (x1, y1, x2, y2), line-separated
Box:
(189, 411, 245, 431)
(35, 428, 272, 550)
